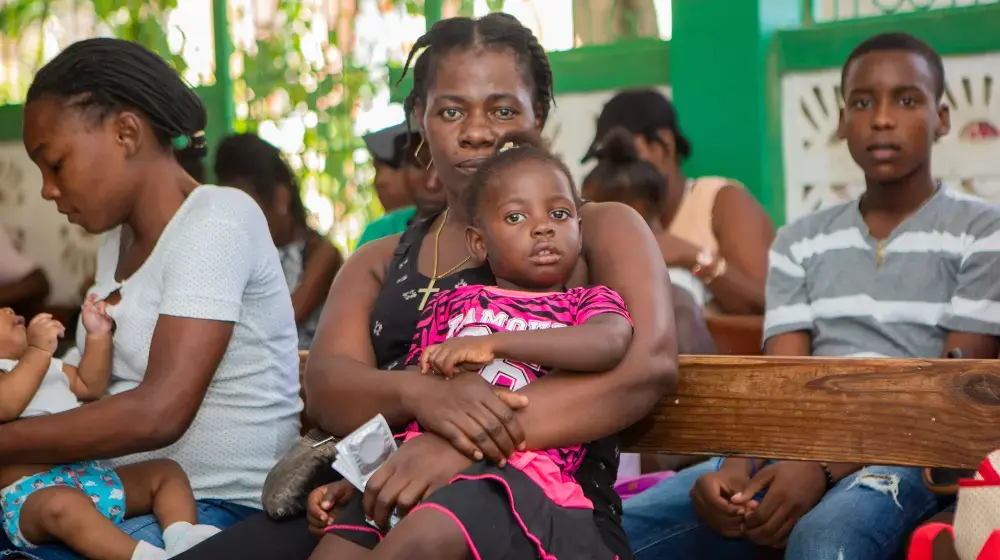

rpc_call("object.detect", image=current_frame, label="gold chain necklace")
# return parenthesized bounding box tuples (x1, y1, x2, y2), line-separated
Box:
(417, 209, 471, 310)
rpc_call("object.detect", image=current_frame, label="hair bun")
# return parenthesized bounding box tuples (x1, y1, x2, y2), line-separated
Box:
(494, 130, 548, 155)
(594, 126, 640, 164)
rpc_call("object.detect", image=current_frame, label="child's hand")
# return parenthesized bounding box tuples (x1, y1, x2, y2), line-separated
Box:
(26, 313, 65, 354)
(81, 294, 113, 336)
(419, 336, 495, 377)
(307, 480, 356, 537)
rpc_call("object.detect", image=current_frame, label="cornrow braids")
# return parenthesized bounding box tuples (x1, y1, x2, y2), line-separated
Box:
(398, 13, 555, 137)
(464, 129, 579, 223)
(27, 38, 208, 160)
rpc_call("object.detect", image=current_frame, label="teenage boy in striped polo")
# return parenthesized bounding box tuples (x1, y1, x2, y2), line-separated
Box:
(622, 32, 1000, 560)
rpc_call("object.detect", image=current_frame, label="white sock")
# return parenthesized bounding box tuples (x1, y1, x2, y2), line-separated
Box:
(130, 541, 167, 560)
(162, 521, 222, 557)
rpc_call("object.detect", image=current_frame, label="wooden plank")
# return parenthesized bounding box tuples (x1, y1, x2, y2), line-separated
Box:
(704, 315, 764, 356)
(621, 355, 1000, 469)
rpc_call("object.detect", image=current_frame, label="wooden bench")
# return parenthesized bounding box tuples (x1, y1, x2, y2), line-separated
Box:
(300, 351, 1000, 468)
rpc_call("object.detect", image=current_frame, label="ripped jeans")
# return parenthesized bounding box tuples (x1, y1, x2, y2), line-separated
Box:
(622, 460, 943, 560)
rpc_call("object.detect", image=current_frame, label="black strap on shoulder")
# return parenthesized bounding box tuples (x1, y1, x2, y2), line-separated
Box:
(386, 211, 441, 273)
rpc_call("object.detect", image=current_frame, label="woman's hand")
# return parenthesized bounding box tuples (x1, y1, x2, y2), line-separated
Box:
(362, 433, 473, 529)
(419, 337, 494, 377)
(307, 480, 356, 537)
(404, 372, 528, 465)
(655, 231, 702, 269)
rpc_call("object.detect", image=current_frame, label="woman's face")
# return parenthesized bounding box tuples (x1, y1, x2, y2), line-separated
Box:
(418, 48, 542, 198)
(23, 100, 140, 234)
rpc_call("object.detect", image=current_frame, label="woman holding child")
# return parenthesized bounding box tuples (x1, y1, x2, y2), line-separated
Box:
(178, 12, 677, 560)
(0, 38, 302, 559)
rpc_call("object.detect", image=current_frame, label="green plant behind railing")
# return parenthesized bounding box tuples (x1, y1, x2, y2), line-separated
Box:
(0, 0, 191, 104)
(231, 0, 394, 249)
(816, 0, 996, 23)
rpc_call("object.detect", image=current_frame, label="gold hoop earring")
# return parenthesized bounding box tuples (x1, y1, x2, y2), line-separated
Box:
(414, 137, 433, 169)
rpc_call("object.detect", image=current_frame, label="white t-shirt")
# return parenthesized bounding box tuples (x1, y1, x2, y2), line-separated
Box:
(0, 358, 78, 418)
(74, 186, 302, 507)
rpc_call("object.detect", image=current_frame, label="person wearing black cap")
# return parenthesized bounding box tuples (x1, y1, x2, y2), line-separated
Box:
(363, 122, 415, 213)
(582, 89, 774, 315)
(357, 125, 445, 247)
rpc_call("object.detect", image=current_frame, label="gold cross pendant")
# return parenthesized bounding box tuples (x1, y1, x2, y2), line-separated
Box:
(417, 278, 440, 311)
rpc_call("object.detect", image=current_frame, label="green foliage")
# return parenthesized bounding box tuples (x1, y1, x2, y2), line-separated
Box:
(0, 0, 188, 104)
(232, 0, 385, 249)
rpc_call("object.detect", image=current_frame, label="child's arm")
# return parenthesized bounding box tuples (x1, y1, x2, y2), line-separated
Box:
(64, 296, 113, 401)
(421, 287, 633, 375)
(491, 313, 632, 372)
(0, 314, 65, 422)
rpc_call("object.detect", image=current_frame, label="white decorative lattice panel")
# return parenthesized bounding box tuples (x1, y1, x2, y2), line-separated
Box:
(781, 52, 1000, 222)
(813, 0, 998, 23)
(0, 142, 100, 305)
(544, 86, 673, 187)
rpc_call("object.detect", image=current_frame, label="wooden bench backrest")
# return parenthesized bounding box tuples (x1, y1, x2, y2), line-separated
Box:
(299, 351, 1000, 469)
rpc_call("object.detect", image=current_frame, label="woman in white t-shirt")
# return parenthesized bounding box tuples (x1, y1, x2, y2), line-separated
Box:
(4, 38, 301, 559)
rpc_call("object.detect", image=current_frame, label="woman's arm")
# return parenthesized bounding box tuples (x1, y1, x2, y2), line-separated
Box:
(704, 186, 774, 314)
(0, 316, 233, 464)
(303, 235, 420, 434)
(291, 235, 343, 324)
(508, 202, 678, 449)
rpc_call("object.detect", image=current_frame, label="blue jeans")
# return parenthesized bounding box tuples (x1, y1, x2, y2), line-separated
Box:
(0, 499, 257, 559)
(623, 459, 942, 560)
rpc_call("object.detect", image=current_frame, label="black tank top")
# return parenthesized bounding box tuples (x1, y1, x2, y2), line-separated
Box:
(369, 213, 633, 560)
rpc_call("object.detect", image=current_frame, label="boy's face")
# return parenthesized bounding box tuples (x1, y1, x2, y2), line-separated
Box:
(0, 308, 28, 359)
(838, 50, 950, 184)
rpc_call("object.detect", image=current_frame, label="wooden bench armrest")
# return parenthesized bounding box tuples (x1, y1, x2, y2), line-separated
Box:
(622, 355, 1000, 469)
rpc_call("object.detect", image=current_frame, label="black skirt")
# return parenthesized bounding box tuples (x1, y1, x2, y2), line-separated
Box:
(325, 462, 617, 559)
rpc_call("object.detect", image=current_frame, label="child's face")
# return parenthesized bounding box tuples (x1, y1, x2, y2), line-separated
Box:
(838, 50, 950, 184)
(0, 308, 28, 359)
(467, 160, 581, 290)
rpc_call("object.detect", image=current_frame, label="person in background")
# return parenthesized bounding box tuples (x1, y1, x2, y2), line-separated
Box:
(0, 225, 49, 318)
(622, 32, 999, 560)
(363, 121, 417, 214)
(583, 126, 715, 356)
(583, 89, 774, 315)
(175, 150, 205, 183)
(356, 123, 446, 247)
(215, 134, 343, 351)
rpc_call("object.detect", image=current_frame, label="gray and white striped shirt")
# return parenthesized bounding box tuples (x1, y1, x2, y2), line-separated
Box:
(764, 186, 1000, 358)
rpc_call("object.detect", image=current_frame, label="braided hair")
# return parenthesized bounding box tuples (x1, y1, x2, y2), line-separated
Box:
(214, 134, 309, 229)
(464, 129, 579, 223)
(26, 38, 208, 162)
(582, 126, 667, 222)
(399, 13, 555, 132)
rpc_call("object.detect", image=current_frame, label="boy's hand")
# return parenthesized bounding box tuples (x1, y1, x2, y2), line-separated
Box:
(690, 468, 753, 538)
(81, 294, 113, 336)
(26, 313, 65, 354)
(307, 480, 356, 537)
(731, 462, 827, 548)
(419, 336, 495, 377)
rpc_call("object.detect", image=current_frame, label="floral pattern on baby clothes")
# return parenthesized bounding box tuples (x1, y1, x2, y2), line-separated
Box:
(0, 461, 125, 548)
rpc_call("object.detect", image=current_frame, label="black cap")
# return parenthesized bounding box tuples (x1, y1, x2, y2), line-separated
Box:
(582, 89, 691, 163)
(363, 116, 420, 169)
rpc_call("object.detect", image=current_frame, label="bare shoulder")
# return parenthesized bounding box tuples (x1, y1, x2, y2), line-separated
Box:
(580, 200, 649, 231)
(347, 233, 403, 284)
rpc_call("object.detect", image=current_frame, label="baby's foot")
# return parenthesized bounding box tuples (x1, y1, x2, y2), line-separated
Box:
(130, 541, 167, 560)
(162, 521, 222, 557)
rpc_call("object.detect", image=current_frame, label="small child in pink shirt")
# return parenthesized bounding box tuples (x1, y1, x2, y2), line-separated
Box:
(315, 131, 633, 560)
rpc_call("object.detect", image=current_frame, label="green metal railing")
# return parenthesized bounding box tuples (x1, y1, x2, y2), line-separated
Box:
(813, 0, 997, 23)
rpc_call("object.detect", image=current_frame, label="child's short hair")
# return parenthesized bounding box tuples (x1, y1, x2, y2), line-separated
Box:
(582, 126, 666, 219)
(841, 32, 944, 100)
(463, 131, 580, 223)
